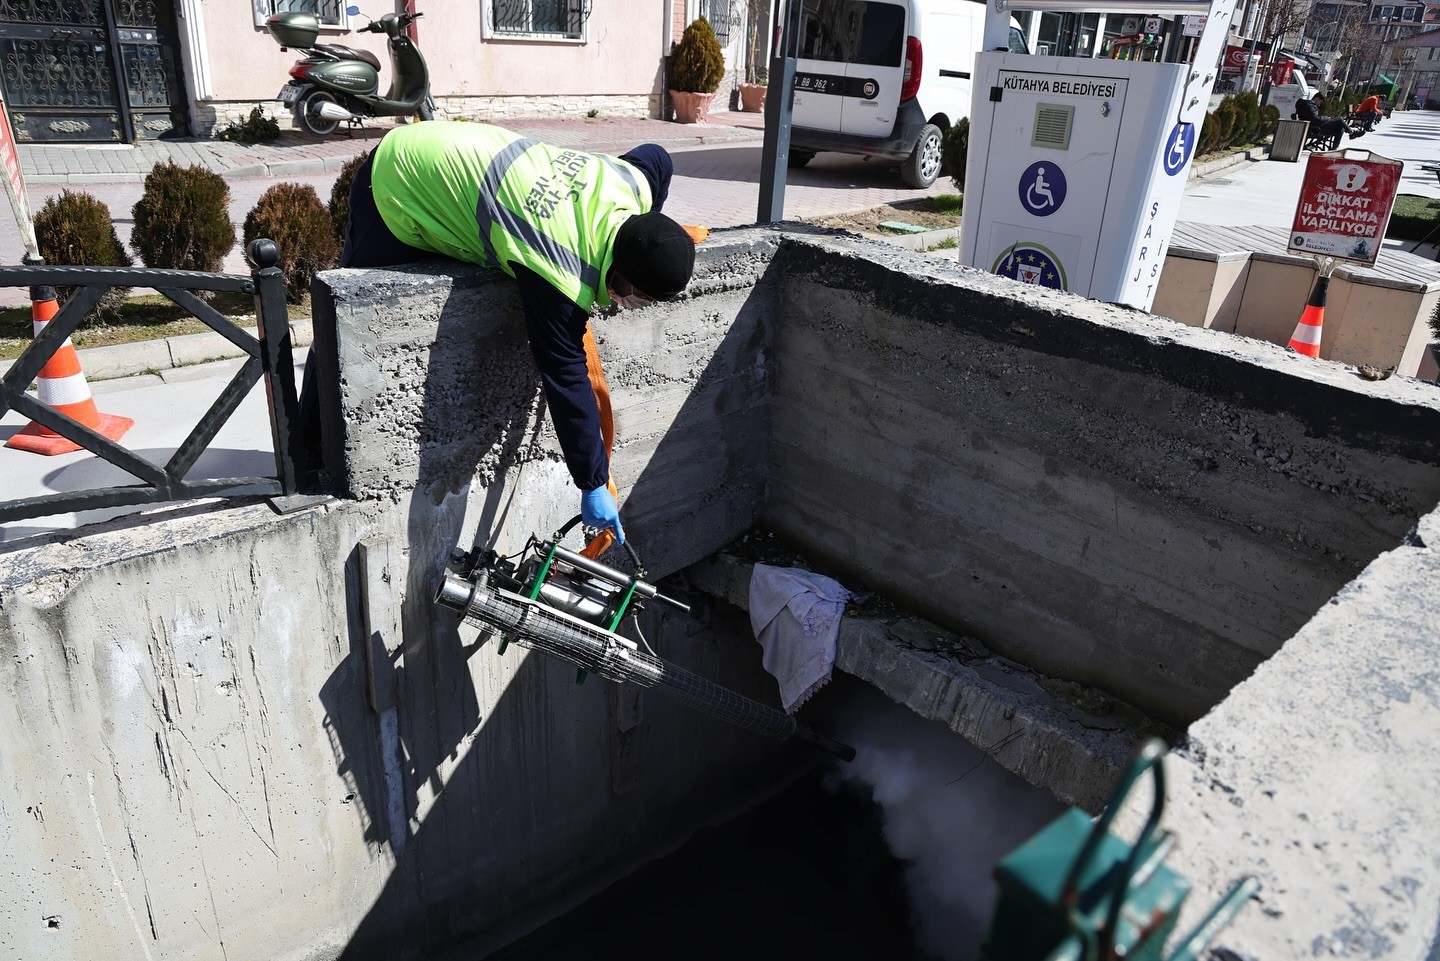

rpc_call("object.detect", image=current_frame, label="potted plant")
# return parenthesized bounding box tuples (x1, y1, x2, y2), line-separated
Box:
(738, 0, 767, 113)
(668, 17, 725, 124)
(738, 72, 766, 113)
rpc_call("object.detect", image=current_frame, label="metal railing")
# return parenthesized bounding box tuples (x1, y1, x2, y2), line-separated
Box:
(0, 239, 308, 525)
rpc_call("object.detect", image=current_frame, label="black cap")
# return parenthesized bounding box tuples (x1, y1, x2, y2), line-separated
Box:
(611, 212, 695, 299)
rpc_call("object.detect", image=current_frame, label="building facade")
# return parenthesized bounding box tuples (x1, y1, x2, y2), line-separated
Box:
(0, 0, 766, 144)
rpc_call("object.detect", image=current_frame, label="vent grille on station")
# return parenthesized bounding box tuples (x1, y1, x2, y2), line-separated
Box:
(1032, 104, 1074, 150)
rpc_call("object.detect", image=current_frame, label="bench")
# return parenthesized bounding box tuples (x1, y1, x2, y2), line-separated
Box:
(1153, 222, 1440, 377)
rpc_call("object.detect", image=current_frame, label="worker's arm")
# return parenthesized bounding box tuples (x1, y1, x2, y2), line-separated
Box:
(512, 264, 609, 492)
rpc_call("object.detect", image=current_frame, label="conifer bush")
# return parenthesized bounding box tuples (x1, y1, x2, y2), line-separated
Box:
(329, 149, 371, 250)
(1229, 91, 1260, 143)
(1213, 99, 1238, 147)
(668, 18, 725, 93)
(243, 182, 339, 304)
(943, 118, 970, 191)
(33, 189, 133, 315)
(131, 161, 236, 273)
(1259, 104, 1280, 141)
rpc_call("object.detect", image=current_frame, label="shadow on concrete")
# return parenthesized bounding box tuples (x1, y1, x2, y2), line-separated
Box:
(670, 144, 919, 192)
(312, 258, 810, 959)
(0, 445, 280, 546)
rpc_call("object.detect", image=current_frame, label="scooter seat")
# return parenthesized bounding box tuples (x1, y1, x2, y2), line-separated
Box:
(313, 44, 382, 71)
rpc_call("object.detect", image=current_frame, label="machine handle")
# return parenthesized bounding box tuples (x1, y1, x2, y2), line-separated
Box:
(554, 513, 646, 575)
(547, 517, 690, 616)
(1059, 738, 1168, 936)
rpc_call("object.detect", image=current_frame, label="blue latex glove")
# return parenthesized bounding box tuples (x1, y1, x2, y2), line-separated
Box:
(580, 486, 625, 544)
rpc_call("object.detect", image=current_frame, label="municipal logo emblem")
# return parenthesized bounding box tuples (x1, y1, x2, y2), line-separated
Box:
(992, 243, 1067, 290)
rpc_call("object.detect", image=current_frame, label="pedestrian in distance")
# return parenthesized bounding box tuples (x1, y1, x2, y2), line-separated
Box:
(302, 120, 699, 546)
(1296, 93, 1347, 151)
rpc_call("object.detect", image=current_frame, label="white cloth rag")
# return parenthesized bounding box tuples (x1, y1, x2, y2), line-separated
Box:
(748, 563, 850, 714)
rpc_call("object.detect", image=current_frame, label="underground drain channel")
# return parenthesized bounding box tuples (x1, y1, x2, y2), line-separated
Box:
(467, 679, 1061, 961)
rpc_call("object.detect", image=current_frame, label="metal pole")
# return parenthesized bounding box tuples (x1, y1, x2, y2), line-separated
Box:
(757, 0, 803, 224)
(248, 239, 304, 495)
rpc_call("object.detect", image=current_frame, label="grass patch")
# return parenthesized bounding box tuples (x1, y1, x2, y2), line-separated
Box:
(896, 193, 963, 217)
(923, 238, 959, 252)
(0, 291, 307, 361)
(1386, 194, 1440, 242)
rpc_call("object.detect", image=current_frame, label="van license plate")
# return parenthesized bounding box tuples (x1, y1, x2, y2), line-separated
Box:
(277, 84, 301, 104)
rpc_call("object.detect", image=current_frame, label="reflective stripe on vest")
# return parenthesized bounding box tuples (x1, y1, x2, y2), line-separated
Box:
(371, 122, 651, 311)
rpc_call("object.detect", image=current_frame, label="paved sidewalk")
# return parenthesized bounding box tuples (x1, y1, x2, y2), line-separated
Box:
(18, 111, 770, 184)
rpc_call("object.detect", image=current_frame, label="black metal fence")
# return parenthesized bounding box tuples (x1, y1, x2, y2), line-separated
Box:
(0, 240, 308, 526)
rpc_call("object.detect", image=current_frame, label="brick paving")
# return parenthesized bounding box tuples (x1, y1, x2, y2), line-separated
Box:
(14, 109, 953, 231)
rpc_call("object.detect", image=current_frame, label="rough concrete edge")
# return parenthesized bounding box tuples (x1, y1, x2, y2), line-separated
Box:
(0, 318, 313, 383)
(778, 228, 1440, 416)
(1110, 506, 1440, 961)
(0, 498, 335, 590)
(683, 552, 1157, 812)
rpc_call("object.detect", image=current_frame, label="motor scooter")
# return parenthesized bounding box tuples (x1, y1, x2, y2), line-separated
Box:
(267, 5, 433, 137)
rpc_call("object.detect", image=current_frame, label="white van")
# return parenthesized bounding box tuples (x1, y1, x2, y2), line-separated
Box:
(788, 0, 1027, 187)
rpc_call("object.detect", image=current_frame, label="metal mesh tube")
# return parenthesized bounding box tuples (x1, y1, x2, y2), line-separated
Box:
(440, 575, 798, 742)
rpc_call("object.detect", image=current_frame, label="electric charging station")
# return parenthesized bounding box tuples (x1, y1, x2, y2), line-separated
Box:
(961, 0, 1239, 310)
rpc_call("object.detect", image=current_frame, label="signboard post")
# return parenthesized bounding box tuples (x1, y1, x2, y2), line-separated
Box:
(1284, 149, 1403, 358)
(1288, 150, 1402, 266)
(0, 94, 38, 262)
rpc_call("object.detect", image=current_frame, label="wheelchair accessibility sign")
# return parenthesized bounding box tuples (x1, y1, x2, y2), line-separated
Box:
(1018, 161, 1066, 217)
(1162, 123, 1195, 176)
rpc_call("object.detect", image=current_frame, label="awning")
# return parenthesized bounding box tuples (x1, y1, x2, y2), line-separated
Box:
(1375, 73, 1397, 86)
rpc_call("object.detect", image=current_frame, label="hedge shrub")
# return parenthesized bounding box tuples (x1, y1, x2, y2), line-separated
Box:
(943, 118, 970, 191)
(33, 190, 133, 316)
(329, 149, 371, 250)
(242, 182, 339, 303)
(131, 161, 236, 273)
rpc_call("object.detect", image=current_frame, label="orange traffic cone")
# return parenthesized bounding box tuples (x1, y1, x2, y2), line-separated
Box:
(1287, 276, 1328, 359)
(6, 290, 133, 455)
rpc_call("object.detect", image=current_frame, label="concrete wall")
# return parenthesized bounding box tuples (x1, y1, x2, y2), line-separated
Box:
(0, 242, 795, 961)
(8, 227, 1440, 960)
(761, 236, 1440, 727)
(1116, 504, 1440, 959)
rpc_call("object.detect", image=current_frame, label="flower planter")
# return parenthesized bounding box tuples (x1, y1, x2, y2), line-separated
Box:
(739, 83, 767, 113)
(670, 90, 716, 124)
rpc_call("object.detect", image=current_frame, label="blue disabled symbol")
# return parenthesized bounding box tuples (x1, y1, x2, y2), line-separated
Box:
(1018, 161, 1066, 217)
(1163, 123, 1195, 176)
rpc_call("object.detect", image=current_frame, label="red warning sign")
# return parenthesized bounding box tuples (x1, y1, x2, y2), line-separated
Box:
(1288, 151, 1403, 265)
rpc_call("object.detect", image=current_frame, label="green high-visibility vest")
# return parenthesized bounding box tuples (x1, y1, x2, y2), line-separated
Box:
(371, 122, 652, 311)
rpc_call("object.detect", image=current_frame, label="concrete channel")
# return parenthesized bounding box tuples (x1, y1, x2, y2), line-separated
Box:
(3, 225, 1439, 959)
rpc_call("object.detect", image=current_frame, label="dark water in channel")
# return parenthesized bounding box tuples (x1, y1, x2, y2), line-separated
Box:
(479, 769, 925, 961)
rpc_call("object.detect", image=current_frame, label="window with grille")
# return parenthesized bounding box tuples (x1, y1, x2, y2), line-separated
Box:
(699, 0, 741, 47)
(253, 0, 349, 29)
(487, 0, 592, 39)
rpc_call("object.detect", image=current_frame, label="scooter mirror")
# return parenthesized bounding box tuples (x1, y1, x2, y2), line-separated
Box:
(345, 5, 360, 15)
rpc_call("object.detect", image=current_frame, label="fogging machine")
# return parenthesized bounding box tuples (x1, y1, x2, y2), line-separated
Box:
(435, 516, 855, 761)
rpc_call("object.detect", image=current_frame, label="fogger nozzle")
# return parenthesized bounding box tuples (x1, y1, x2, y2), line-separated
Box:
(435, 572, 854, 761)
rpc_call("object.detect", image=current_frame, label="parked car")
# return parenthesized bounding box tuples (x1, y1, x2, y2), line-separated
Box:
(786, 0, 1027, 188)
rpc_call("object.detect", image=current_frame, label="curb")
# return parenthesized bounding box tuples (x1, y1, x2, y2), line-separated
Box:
(863, 224, 963, 252)
(1, 319, 313, 384)
(1190, 145, 1271, 180)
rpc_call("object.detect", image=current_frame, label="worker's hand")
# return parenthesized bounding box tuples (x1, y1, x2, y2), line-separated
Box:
(580, 486, 625, 544)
